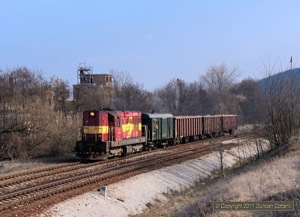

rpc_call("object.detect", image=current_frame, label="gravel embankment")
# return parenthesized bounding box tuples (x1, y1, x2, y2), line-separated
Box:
(41, 138, 270, 217)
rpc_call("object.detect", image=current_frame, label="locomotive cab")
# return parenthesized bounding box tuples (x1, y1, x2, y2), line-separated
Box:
(82, 111, 108, 142)
(75, 111, 110, 160)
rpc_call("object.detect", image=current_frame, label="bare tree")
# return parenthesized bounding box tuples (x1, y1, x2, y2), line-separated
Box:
(232, 78, 264, 124)
(111, 70, 153, 112)
(181, 81, 209, 115)
(153, 79, 178, 114)
(200, 63, 239, 114)
(0, 67, 79, 160)
(153, 78, 209, 115)
(50, 76, 70, 113)
(74, 85, 113, 111)
(215, 142, 228, 178)
(111, 70, 133, 90)
(201, 63, 238, 95)
(260, 61, 300, 147)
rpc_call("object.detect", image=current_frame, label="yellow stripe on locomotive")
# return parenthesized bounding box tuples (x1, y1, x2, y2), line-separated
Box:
(83, 126, 109, 134)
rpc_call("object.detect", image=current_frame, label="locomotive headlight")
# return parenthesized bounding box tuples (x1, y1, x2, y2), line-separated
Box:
(90, 112, 95, 117)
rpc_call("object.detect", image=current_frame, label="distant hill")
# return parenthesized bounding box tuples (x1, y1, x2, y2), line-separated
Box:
(258, 68, 300, 88)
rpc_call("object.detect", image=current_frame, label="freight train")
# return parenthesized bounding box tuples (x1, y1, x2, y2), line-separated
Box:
(75, 110, 238, 160)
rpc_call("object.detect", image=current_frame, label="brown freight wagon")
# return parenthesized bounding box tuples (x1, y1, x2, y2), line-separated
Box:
(174, 116, 203, 143)
(203, 115, 223, 137)
(222, 115, 238, 134)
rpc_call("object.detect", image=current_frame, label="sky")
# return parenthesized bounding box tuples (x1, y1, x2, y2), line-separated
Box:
(1, 0, 300, 91)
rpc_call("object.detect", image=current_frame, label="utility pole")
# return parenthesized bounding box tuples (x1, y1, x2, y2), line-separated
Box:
(290, 56, 294, 135)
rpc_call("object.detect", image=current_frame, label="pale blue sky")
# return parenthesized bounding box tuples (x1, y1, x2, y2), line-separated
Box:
(1, 0, 299, 90)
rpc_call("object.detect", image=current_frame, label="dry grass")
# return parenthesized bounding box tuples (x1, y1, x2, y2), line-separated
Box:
(0, 155, 77, 175)
(136, 141, 300, 217)
(0, 161, 45, 174)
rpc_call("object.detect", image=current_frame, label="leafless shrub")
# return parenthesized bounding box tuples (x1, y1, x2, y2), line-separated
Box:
(215, 142, 228, 177)
(0, 68, 79, 160)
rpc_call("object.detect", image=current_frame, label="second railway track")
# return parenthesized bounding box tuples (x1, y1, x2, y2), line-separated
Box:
(0, 133, 255, 215)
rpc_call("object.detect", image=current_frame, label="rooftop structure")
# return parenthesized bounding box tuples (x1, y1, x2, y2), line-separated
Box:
(73, 64, 113, 100)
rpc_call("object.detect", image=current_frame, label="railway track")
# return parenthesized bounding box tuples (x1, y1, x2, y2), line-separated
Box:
(0, 133, 254, 215)
(0, 134, 240, 195)
(0, 160, 113, 195)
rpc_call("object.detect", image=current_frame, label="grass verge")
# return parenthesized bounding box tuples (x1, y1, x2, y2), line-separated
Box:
(134, 140, 300, 217)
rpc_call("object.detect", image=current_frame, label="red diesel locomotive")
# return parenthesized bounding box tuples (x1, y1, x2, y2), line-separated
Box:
(76, 110, 146, 160)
